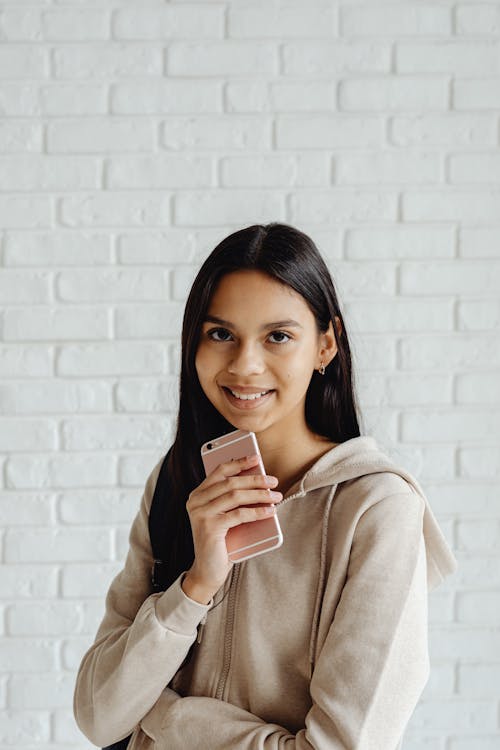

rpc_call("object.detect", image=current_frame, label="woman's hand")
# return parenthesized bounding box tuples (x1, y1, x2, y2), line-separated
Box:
(182, 454, 282, 603)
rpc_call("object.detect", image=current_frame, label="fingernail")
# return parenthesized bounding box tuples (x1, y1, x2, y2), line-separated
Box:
(265, 476, 278, 485)
(270, 491, 282, 499)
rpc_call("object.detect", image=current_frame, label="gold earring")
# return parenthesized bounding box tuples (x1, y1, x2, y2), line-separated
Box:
(319, 361, 326, 375)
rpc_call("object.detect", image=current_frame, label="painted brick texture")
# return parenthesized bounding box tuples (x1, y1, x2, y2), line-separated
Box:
(0, 1, 499, 749)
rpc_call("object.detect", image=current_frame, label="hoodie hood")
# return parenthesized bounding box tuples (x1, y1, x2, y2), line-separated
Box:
(285, 434, 458, 593)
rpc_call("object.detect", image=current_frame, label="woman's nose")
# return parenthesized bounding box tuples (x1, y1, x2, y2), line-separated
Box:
(227, 342, 265, 375)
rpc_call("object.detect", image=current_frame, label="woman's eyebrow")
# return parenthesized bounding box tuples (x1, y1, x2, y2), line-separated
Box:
(203, 315, 303, 330)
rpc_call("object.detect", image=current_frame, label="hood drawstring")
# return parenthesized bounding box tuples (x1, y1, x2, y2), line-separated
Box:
(309, 484, 337, 679)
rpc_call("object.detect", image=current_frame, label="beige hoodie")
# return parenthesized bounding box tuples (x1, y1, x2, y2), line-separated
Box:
(73, 435, 458, 750)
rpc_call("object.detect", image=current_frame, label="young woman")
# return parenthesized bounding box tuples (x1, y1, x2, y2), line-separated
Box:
(73, 223, 457, 750)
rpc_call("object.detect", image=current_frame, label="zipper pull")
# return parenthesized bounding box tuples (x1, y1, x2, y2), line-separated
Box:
(197, 612, 207, 644)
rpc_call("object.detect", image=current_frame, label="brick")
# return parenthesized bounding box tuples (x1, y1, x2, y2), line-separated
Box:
(115, 377, 179, 414)
(449, 152, 500, 183)
(57, 268, 169, 302)
(114, 6, 223, 39)
(289, 190, 397, 225)
(428, 590, 454, 625)
(61, 563, 121, 598)
(0, 493, 53, 525)
(425, 482, 499, 516)
(225, 81, 269, 112)
(59, 192, 171, 227)
(118, 452, 164, 487)
(401, 261, 500, 295)
(452, 555, 500, 589)
(6, 602, 84, 636)
(53, 708, 84, 743)
(453, 78, 500, 110)
(117, 231, 195, 264)
(283, 41, 390, 74)
(0, 710, 50, 744)
(47, 118, 153, 153)
(339, 77, 447, 111)
(4, 528, 111, 563)
(0, 379, 111, 413)
(0, 639, 55, 672)
(455, 363, 496, 407)
(42, 9, 110, 40)
(456, 520, 500, 552)
(229, 6, 336, 38)
(0, 565, 57, 599)
(276, 115, 384, 148)
(112, 79, 222, 114)
(161, 116, 271, 150)
(8, 673, 77, 709)
(459, 227, 500, 258)
(106, 155, 213, 189)
(40, 83, 107, 115)
(61, 415, 167, 450)
(345, 226, 455, 260)
(0, 121, 42, 152)
(57, 342, 167, 376)
(431, 627, 500, 661)
(0, 46, 48, 78)
(4, 231, 111, 266)
(392, 444, 455, 482)
(60, 637, 89, 671)
(390, 115, 496, 147)
(336, 151, 439, 184)
(385, 373, 453, 404)
(0, 9, 42, 40)
(456, 591, 500, 625)
(457, 4, 500, 34)
(0, 270, 50, 303)
(332, 260, 397, 296)
(341, 5, 451, 37)
(0, 346, 52, 379)
(345, 300, 453, 334)
(403, 191, 500, 222)
(458, 299, 500, 331)
(0, 83, 40, 116)
(411, 698, 496, 733)
(396, 42, 500, 75)
(115, 304, 183, 339)
(270, 81, 336, 112)
(0, 155, 100, 190)
(53, 44, 162, 78)
(220, 155, 297, 187)
(0, 196, 52, 229)
(167, 41, 278, 76)
(6, 453, 116, 490)
(450, 737, 500, 750)
(402, 410, 500, 442)
(0, 419, 56, 452)
(174, 190, 285, 226)
(457, 664, 500, 697)
(171, 264, 198, 301)
(4, 306, 110, 341)
(458, 446, 500, 478)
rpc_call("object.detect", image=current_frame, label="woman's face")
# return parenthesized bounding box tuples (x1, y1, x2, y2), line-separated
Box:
(195, 269, 337, 443)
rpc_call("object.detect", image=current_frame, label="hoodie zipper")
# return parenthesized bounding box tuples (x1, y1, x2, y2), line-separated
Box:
(214, 563, 241, 701)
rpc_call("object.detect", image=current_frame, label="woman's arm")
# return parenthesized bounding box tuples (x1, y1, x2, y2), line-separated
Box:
(73, 459, 212, 748)
(153, 491, 429, 750)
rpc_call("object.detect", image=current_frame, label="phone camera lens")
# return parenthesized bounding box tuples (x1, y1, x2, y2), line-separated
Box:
(207, 443, 213, 450)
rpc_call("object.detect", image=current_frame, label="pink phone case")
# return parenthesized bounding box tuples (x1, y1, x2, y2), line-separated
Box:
(200, 429, 283, 562)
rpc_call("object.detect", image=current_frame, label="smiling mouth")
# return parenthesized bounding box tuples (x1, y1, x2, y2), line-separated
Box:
(221, 386, 275, 406)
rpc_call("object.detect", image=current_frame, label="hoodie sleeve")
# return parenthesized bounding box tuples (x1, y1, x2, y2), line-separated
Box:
(151, 490, 429, 750)
(73, 458, 213, 748)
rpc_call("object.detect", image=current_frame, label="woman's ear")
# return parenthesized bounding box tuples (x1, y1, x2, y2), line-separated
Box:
(318, 316, 341, 367)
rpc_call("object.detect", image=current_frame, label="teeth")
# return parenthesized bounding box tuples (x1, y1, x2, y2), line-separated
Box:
(228, 389, 270, 401)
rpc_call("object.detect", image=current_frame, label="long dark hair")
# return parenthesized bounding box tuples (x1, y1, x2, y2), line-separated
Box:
(159, 222, 363, 588)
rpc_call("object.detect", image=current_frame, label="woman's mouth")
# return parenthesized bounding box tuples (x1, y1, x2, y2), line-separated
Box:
(221, 386, 275, 410)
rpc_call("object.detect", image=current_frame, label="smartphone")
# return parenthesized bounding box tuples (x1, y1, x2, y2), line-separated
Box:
(200, 429, 283, 563)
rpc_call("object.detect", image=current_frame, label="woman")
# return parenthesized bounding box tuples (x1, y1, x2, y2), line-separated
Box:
(73, 222, 457, 749)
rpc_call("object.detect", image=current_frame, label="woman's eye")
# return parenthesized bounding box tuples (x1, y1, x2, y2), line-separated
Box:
(207, 328, 232, 342)
(268, 331, 291, 344)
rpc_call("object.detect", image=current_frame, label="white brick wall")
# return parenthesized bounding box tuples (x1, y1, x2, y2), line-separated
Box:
(0, 1, 498, 748)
